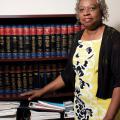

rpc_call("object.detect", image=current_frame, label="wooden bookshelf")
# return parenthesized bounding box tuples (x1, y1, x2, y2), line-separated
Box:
(0, 14, 80, 119)
(0, 14, 75, 18)
(0, 13, 78, 102)
(0, 14, 77, 24)
(0, 56, 68, 62)
(0, 91, 74, 101)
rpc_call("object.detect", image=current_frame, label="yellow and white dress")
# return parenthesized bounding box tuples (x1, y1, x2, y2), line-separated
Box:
(72, 38, 120, 120)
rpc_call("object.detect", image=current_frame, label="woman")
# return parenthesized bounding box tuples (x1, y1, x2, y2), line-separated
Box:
(21, 0, 120, 119)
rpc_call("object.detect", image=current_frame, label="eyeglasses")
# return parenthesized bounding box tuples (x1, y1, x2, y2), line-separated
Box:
(78, 5, 99, 13)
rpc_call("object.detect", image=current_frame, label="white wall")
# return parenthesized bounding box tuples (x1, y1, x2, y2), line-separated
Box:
(105, 0, 120, 31)
(0, 0, 119, 31)
(0, 0, 75, 15)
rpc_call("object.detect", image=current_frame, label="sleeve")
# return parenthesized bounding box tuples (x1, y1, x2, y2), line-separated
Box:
(111, 30, 120, 87)
(60, 31, 81, 88)
(60, 54, 75, 88)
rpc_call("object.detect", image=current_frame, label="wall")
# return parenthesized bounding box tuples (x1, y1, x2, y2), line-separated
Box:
(0, 0, 75, 15)
(0, 0, 119, 31)
(105, 0, 120, 31)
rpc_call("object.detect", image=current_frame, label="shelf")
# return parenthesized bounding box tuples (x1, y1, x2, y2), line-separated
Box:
(0, 92, 74, 101)
(0, 14, 77, 24)
(0, 14, 76, 103)
(0, 14, 75, 18)
(42, 92, 74, 99)
(0, 57, 68, 62)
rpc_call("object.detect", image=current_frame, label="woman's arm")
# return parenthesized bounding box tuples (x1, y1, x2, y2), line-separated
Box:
(103, 87, 120, 120)
(20, 75, 65, 100)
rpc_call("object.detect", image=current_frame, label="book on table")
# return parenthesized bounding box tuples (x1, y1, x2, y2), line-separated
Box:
(29, 100, 65, 112)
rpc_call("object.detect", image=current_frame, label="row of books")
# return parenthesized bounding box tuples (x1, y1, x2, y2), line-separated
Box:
(0, 62, 65, 72)
(0, 70, 61, 94)
(0, 24, 82, 35)
(0, 63, 65, 94)
(0, 24, 83, 58)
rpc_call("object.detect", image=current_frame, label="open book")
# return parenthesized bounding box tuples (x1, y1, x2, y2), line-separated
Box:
(29, 100, 65, 112)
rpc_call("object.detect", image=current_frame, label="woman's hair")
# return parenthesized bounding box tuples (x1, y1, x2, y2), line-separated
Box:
(75, 0, 109, 22)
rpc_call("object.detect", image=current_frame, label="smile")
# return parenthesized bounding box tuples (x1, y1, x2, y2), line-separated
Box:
(84, 18, 92, 22)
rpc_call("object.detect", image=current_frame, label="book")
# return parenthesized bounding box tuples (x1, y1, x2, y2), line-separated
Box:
(0, 109, 17, 117)
(30, 24, 37, 58)
(67, 24, 74, 54)
(29, 101, 65, 112)
(63, 101, 74, 118)
(56, 24, 62, 57)
(17, 25, 24, 58)
(36, 24, 44, 58)
(61, 24, 68, 57)
(38, 100, 65, 109)
(0, 101, 20, 111)
(0, 101, 19, 119)
(11, 25, 18, 59)
(23, 25, 31, 58)
(43, 25, 51, 57)
(30, 110, 60, 120)
(50, 24, 56, 56)
(4, 25, 12, 59)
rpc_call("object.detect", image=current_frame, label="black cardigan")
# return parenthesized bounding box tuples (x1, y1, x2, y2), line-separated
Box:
(61, 25, 120, 99)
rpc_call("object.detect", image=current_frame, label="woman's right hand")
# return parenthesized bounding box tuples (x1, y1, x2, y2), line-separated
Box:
(20, 75, 65, 100)
(20, 89, 43, 101)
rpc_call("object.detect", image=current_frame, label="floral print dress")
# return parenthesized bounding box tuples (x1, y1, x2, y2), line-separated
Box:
(72, 38, 112, 120)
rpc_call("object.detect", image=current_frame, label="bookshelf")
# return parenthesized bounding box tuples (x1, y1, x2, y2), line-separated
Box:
(0, 14, 81, 119)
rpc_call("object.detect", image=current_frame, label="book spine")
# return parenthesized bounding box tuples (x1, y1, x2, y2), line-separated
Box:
(0, 64, 5, 94)
(56, 24, 62, 57)
(17, 25, 24, 58)
(43, 25, 51, 57)
(36, 25, 44, 58)
(45, 64, 52, 84)
(0, 65, 4, 94)
(0, 25, 5, 59)
(11, 25, 18, 59)
(50, 24, 56, 57)
(32, 62, 39, 88)
(4, 25, 12, 59)
(4, 65, 11, 94)
(67, 24, 74, 54)
(61, 24, 68, 57)
(10, 66, 18, 94)
(21, 63, 28, 92)
(30, 25, 37, 58)
(26, 64, 33, 90)
(38, 63, 45, 88)
(16, 65, 22, 93)
(50, 63, 58, 86)
(23, 25, 31, 58)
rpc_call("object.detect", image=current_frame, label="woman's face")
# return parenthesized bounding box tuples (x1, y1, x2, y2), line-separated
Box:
(79, 0, 102, 29)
